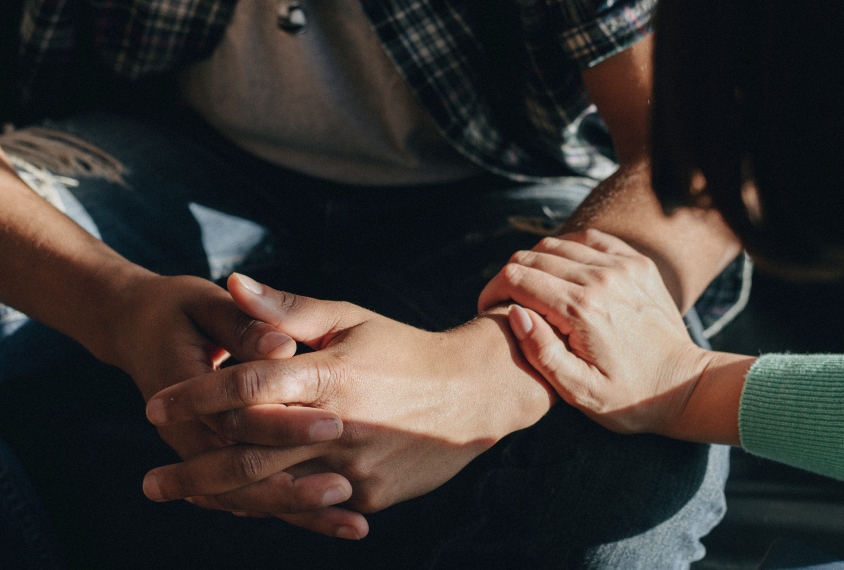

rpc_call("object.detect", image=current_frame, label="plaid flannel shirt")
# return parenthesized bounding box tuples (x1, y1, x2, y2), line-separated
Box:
(12, 0, 747, 332)
(15, 0, 656, 181)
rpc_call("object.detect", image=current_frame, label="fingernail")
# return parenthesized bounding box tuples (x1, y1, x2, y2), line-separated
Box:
(234, 273, 263, 295)
(311, 418, 341, 442)
(143, 473, 164, 502)
(335, 526, 361, 540)
(184, 497, 196, 505)
(509, 304, 533, 341)
(146, 398, 168, 425)
(321, 486, 349, 507)
(256, 331, 293, 356)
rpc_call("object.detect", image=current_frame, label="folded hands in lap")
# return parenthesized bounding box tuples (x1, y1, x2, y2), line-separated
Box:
(138, 274, 553, 539)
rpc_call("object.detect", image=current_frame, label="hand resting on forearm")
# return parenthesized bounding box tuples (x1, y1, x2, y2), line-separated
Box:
(479, 229, 755, 446)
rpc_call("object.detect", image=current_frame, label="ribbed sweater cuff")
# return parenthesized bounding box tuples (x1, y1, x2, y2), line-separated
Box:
(739, 354, 844, 481)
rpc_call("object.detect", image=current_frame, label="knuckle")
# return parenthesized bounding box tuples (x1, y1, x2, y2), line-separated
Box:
(512, 250, 540, 268)
(231, 365, 266, 405)
(571, 287, 597, 315)
(234, 313, 261, 349)
(229, 447, 267, 482)
(267, 473, 301, 513)
(536, 236, 560, 251)
(508, 249, 529, 265)
(589, 266, 615, 287)
(275, 290, 301, 311)
(533, 338, 562, 375)
(215, 410, 243, 441)
(337, 455, 371, 484)
(637, 254, 658, 274)
(581, 228, 603, 243)
(500, 262, 524, 286)
(615, 257, 638, 277)
(350, 487, 384, 514)
(309, 358, 343, 406)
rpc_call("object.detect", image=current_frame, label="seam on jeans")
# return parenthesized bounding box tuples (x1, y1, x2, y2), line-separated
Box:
(0, 125, 128, 186)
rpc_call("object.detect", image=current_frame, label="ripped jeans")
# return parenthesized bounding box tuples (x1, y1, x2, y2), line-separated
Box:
(0, 111, 734, 569)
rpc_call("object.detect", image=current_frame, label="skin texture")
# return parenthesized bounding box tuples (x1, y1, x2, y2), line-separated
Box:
(144, 274, 554, 524)
(0, 148, 360, 537)
(479, 229, 755, 446)
(139, 35, 740, 527)
(0, 33, 741, 539)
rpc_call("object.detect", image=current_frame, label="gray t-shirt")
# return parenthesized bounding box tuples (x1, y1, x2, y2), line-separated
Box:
(180, 0, 482, 185)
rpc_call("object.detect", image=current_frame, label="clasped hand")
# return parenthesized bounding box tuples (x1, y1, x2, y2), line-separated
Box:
(137, 274, 553, 539)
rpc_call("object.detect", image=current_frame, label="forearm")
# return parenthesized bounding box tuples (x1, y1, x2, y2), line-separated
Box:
(0, 148, 155, 362)
(559, 159, 742, 313)
(573, 35, 742, 313)
(451, 305, 557, 439)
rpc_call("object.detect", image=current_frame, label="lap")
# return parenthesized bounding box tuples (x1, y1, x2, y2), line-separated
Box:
(0, 110, 728, 569)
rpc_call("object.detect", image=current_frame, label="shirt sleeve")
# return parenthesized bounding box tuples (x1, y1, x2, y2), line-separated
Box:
(739, 353, 844, 481)
(554, 0, 657, 69)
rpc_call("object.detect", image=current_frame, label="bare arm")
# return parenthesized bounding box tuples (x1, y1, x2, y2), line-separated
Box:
(0, 146, 363, 537)
(569, 35, 741, 313)
(0, 147, 150, 359)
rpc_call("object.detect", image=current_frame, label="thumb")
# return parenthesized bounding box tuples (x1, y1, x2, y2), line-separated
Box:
(507, 304, 584, 401)
(228, 273, 367, 351)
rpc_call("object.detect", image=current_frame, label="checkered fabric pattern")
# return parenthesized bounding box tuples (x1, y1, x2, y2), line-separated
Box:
(10, 0, 748, 329)
(14, 0, 654, 180)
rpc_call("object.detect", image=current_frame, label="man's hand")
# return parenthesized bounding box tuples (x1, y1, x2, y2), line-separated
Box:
(0, 149, 359, 536)
(98, 273, 368, 537)
(141, 274, 554, 520)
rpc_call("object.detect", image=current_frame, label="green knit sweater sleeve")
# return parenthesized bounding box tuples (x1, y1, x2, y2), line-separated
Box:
(739, 354, 844, 480)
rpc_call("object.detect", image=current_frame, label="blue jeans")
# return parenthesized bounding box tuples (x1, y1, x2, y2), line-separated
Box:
(0, 111, 729, 569)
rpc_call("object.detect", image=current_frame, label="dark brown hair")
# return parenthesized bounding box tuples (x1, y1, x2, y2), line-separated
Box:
(651, 0, 844, 278)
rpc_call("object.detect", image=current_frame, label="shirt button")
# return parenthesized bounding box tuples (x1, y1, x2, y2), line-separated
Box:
(277, 1, 307, 34)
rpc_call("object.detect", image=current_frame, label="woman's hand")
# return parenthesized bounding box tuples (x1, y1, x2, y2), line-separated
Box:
(478, 229, 713, 438)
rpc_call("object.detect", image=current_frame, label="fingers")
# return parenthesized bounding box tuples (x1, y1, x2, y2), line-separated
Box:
(277, 508, 369, 540)
(479, 260, 569, 315)
(192, 502, 370, 540)
(201, 404, 343, 446)
(228, 273, 367, 351)
(477, 231, 650, 313)
(146, 355, 334, 425)
(557, 228, 643, 258)
(187, 470, 353, 514)
(143, 441, 331, 502)
(157, 421, 233, 460)
(479, 236, 606, 313)
(507, 304, 590, 405)
(187, 280, 298, 362)
(479, 264, 581, 334)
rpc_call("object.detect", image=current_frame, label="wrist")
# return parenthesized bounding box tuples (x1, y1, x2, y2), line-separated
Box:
(76, 263, 161, 367)
(446, 306, 556, 442)
(666, 349, 756, 446)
